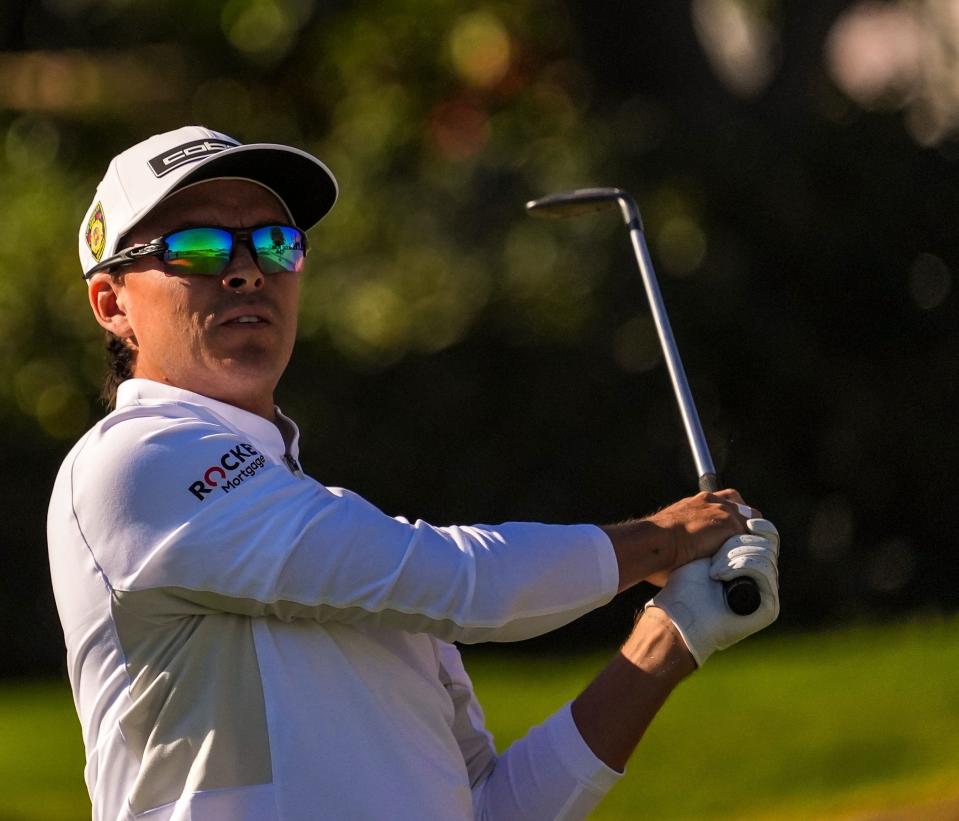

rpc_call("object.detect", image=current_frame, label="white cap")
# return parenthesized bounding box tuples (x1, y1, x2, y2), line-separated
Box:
(78, 125, 338, 278)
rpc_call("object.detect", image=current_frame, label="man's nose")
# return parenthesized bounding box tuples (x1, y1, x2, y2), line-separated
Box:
(221, 242, 263, 292)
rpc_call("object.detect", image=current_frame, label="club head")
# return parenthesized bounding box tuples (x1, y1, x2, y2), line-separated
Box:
(525, 187, 625, 219)
(526, 187, 641, 230)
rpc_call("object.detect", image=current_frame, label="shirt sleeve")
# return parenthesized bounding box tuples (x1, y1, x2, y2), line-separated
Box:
(69, 411, 619, 644)
(436, 643, 622, 820)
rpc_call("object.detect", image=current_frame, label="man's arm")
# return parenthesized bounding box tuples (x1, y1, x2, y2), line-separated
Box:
(600, 488, 755, 591)
(465, 520, 779, 819)
(570, 607, 694, 771)
(74, 411, 759, 646)
(454, 616, 694, 819)
(574, 518, 781, 771)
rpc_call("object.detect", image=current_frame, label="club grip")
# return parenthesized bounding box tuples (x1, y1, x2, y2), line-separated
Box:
(698, 473, 761, 616)
(724, 576, 762, 616)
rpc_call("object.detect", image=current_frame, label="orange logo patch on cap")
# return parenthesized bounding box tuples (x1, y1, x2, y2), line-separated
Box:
(86, 202, 106, 261)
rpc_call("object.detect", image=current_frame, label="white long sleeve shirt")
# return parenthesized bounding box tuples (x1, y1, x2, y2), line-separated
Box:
(48, 379, 622, 821)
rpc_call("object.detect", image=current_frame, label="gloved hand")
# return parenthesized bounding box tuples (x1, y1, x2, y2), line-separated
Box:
(645, 519, 780, 666)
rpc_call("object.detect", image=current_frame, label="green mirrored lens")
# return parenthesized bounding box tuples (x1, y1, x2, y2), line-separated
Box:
(251, 225, 306, 274)
(163, 228, 232, 275)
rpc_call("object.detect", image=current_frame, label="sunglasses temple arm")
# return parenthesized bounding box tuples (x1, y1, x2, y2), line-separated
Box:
(83, 241, 166, 279)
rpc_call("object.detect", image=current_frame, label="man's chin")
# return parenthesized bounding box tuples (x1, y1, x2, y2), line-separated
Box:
(215, 336, 289, 370)
(218, 358, 285, 385)
(205, 352, 286, 391)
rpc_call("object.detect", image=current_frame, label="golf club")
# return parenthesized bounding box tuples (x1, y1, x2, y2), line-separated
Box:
(526, 187, 761, 616)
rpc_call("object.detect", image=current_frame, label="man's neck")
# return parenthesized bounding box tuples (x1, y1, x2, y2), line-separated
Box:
(131, 371, 277, 421)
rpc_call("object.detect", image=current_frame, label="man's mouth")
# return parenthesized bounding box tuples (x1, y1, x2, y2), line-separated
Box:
(220, 309, 272, 326)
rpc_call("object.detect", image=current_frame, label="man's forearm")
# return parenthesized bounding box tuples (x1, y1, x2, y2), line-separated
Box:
(570, 608, 696, 771)
(601, 489, 754, 592)
(600, 519, 673, 592)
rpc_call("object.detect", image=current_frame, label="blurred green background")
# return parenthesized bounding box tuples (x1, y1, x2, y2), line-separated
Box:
(6, 618, 959, 819)
(2, 0, 957, 817)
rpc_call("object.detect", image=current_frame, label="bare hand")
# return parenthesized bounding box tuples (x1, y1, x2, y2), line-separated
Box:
(645, 489, 759, 583)
(602, 489, 758, 590)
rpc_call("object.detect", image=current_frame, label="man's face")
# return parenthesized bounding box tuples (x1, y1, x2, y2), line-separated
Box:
(91, 179, 302, 418)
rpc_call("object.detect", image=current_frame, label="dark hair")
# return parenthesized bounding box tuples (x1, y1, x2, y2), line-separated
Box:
(102, 331, 135, 410)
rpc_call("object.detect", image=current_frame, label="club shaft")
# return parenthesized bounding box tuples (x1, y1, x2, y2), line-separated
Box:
(626, 224, 717, 487)
(625, 208, 760, 615)
(528, 187, 760, 615)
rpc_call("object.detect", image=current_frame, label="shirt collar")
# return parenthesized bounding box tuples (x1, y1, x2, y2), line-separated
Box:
(115, 378, 300, 461)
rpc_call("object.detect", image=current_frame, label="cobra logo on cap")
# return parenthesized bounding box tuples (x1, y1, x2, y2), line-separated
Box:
(85, 202, 106, 261)
(148, 138, 240, 178)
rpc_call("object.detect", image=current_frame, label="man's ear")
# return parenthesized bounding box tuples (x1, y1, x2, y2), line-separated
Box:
(88, 274, 133, 338)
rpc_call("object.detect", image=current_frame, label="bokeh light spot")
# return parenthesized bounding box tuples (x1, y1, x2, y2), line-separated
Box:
(222, 0, 312, 62)
(826, 0, 959, 144)
(656, 216, 707, 276)
(692, 0, 779, 97)
(36, 382, 88, 439)
(335, 83, 412, 160)
(826, 2, 920, 109)
(329, 280, 409, 363)
(613, 316, 662, 373)
(6, 115, 59, 171)
(503, 223, 559, 295)
(908, 252, 951, 310)
(449, 12, 511, 89)
(429, 98, 490, 160)
(14, 358, 88, 438)
(502, 226, 596, 342)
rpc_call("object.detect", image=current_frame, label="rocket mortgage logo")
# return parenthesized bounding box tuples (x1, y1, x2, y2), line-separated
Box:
(188, 443, 267, 500)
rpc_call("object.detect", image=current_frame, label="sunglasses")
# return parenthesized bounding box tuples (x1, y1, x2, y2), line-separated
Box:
(84, 224, 308, 279)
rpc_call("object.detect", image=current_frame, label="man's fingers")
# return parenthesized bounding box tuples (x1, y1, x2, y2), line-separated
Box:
(735, 503, 752, 519)
(705, 490, 762, 525)
(745, 518, 780, 555)
(648, 490, 767, 570)
(713, 488, 745, 504)
(711, 490, 762, 522)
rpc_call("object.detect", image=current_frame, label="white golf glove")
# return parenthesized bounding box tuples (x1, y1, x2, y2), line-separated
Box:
(645, 518, 780, 666)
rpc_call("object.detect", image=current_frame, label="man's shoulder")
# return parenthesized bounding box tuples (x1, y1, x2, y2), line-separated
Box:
(55, 399, 240, 499)
(106, 393, 231, 429)
(52, 395, 274, 530)
(89, 399, 231, 459)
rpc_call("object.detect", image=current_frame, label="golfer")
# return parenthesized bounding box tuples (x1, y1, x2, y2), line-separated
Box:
(48, 126, 780, 821)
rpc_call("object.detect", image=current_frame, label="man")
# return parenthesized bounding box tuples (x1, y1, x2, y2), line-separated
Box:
(48, 126, 780, 821)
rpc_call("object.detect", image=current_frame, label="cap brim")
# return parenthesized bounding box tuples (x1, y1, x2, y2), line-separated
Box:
(171, 143, 338, 231)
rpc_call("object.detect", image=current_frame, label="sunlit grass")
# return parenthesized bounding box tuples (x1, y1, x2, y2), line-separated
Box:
(465, 615, 959, 819)
(3, 617, 958, 820)
(0, 681, 87, 821)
